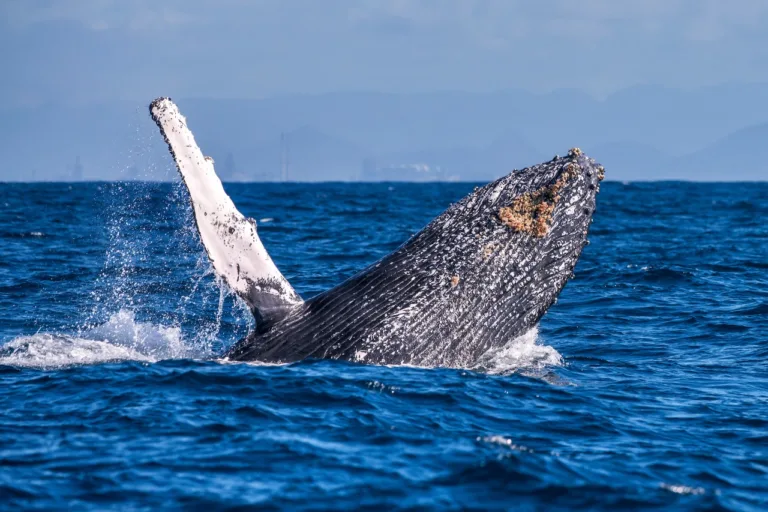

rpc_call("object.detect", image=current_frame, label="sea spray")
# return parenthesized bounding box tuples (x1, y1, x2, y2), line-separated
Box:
(473, 326, 564, 376)
(81, 154, 251, 358)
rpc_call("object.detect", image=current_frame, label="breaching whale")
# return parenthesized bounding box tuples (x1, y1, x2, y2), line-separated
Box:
(150, 98, 604, 367)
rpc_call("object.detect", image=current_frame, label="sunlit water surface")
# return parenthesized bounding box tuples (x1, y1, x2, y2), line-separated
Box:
(0, 181, 766, 510)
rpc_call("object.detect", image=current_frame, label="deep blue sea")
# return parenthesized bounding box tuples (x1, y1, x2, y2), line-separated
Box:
(0, 181, 766, 510)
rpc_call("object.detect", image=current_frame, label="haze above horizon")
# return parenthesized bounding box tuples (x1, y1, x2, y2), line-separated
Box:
(2, 0, 767, 182)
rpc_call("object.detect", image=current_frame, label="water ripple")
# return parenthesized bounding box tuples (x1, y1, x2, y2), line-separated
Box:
(0, 182, 766, 510)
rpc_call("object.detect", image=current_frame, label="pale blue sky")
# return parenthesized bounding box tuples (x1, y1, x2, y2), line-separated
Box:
(2, 0, 768, 106)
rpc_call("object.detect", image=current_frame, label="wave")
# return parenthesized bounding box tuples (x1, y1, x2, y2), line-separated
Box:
(0, 309, 204, 370)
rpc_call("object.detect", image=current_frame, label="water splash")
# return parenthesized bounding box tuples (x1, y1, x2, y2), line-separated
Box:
(0, 309, 203, 369)
(82, 309, 197, 359)
(473, 327, 563, 375)
(0, 334, 151, 369)
(78, 143, 251, 362)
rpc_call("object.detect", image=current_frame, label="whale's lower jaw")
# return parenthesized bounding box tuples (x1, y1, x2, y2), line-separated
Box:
(226, 152, 603, 368)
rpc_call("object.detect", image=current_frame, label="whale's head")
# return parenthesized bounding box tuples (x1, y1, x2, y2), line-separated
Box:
(226, 149, 605, 367)
(424, 149, 605, 361)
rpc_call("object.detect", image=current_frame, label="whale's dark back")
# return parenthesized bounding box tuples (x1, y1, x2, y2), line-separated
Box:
(226, 152, 604, 367)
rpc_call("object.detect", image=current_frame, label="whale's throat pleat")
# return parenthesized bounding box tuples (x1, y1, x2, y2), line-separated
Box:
(149, 98, 302, 326)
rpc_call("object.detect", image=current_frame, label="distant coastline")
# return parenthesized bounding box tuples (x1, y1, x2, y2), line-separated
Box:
(2, 85, 768, 182)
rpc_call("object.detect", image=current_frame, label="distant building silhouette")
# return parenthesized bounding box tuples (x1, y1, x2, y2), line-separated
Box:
(222, 152, 237, 181)
(71, 156, 83, 181)
(280, 133, 290, 182)
(361, 157, 377, 180)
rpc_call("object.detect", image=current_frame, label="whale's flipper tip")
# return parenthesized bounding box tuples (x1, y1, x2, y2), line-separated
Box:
(149, 97, 171, 117)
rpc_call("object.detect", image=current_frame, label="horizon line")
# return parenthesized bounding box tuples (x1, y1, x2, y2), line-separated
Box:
(2, 179, 767, 185)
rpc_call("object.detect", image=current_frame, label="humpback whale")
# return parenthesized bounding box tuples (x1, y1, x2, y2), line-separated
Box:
(150, 98, 604, 367)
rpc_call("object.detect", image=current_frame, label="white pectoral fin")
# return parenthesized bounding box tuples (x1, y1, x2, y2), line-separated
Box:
(149, 98, 302, 323)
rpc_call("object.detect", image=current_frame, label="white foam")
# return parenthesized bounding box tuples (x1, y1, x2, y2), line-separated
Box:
(660, 483, 706, 495)
(0, 309, 203, 370)
(0, 334, 151, 369)
(478, 435, 534, 452)
(474, 326, 563, 375)
(82, 309, 194, 360)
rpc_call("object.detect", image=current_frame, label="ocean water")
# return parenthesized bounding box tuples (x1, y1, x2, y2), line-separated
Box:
(0, 180, 766, 510)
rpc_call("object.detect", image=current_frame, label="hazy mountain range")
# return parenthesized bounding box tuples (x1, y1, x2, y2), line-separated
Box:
(1, 84, 767, 182)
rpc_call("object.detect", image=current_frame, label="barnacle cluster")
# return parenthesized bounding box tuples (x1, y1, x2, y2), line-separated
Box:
(597, 165, 606, 182)
(498, 162, 579, 238)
